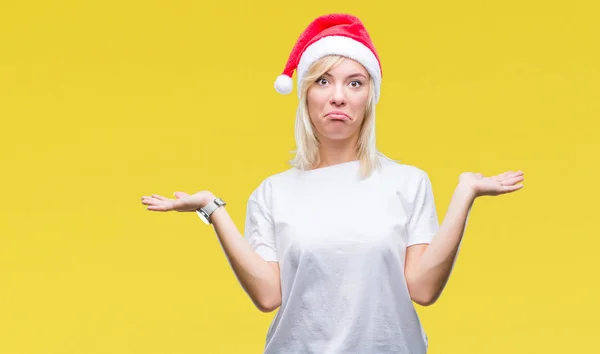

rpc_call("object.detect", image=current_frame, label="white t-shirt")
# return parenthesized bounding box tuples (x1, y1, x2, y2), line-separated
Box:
(243, 155, 440, 354)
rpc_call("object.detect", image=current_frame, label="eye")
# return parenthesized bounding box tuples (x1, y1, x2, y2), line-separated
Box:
(316, 77, 329, 85)
(350, 80, 362, 88)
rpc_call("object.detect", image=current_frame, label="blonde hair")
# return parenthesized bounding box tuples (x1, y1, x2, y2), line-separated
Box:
(289, 55, 384, 179)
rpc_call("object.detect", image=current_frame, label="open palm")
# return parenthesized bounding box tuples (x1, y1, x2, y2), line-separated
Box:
(459, 170, 525, 197)
(141, 191, 214, 212)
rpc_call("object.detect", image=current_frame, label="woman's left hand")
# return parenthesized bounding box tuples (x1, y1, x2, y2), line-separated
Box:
(459, 170, 525, 198)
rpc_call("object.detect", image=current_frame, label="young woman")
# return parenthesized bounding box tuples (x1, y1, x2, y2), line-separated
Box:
(141, 13, 524, 354)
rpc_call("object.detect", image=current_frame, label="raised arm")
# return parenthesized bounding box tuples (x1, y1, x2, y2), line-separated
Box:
(209, 203, 282, 312)
(405, 170, 524, 306)
(141, 190, 282, 312)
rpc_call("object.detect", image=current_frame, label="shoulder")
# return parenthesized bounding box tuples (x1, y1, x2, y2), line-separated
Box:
(247, 167, 298, 199)
(376, 155, 436, 204)
(377, 154, 428, 182)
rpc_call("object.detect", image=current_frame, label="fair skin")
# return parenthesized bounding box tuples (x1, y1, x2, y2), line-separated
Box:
(140, 57, 525, 310)
(404, 171, 524, 305)
(307, 58, 369, 168)
(142, 191, 282, 312)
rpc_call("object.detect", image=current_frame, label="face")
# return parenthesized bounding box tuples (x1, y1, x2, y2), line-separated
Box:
(306, 58, 370, 144)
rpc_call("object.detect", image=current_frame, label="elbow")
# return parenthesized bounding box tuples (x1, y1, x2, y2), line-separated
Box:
(407, 282, 439, 307)
(255, 295, 281, 313)
(410, 287, 441, 307)
(412, 294, 437, 307)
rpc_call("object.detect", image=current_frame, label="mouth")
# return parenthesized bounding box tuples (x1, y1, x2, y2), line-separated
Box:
(325, 112, 350, 121)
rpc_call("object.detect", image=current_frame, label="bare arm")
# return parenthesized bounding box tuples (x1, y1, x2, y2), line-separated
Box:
(404, 170, 524, 306)
(209, 205, 282, 312)
(141, 190, 282, 312)
(404, 184, 474, 306)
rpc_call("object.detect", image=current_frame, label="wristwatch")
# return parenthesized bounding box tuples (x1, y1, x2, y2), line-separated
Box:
(196, 197, 226, 224)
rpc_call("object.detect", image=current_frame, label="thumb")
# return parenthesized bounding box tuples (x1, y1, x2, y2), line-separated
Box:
(173, 191, 190, 199)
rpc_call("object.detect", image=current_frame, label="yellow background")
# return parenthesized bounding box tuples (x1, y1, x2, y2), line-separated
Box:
(1, 0, 598, 353)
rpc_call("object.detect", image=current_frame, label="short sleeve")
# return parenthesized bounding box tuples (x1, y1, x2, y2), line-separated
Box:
(406, 172, 440, 246)
(243, 180, 278, 262)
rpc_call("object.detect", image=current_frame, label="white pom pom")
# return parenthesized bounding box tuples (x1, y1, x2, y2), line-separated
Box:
(274, 74, 293, 94)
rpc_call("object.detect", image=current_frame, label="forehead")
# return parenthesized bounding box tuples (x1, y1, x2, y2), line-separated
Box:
(328, 58, 369, 76)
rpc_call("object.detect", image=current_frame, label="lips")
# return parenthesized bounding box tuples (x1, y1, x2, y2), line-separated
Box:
(326, 111, 350, 121)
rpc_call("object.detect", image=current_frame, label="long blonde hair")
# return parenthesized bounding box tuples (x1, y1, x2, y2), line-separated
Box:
(289, 55, 384, 179)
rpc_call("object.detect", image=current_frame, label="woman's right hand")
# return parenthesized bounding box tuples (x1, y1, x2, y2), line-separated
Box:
(141, 190, 215, 212)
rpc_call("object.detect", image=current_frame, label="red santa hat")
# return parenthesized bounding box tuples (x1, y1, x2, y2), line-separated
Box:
(274, 13, 383, 103)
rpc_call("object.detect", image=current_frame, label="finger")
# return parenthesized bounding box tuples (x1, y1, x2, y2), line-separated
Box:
(493, 171, 524, 182)
(146, 204, 172, 211)
(491, 171, 514, 180)
(141, 196, 173, 206)
(141, 196, 152, 204)
(501, 176, 525, 186)
(152, 194, 170, 201)
(489, 173, 508, 181)
(499, 183, 524, 194)
(141, 195, 161, 201)
(141, 197, 162, 206)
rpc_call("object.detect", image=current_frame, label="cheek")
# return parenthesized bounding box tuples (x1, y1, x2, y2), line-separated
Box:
(350, 93, 369, 116)
(307, 91, 326, 119)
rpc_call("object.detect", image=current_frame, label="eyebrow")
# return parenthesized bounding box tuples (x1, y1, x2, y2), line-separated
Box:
(323, 72, 368, 79)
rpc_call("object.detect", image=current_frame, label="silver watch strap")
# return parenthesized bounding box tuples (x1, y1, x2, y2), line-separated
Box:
(202, 200, 219, 216)
(200, 198, 226, 223)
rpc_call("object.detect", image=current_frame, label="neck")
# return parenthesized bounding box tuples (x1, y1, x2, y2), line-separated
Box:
(315, 136, 360, 169)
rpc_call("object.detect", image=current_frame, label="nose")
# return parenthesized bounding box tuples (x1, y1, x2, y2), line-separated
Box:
(329, 83, 346, 106)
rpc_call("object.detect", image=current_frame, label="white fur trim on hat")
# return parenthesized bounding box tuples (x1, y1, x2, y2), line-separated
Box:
(297, 35, 382, 102)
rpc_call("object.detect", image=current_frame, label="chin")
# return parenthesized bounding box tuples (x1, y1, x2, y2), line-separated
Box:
(320, 131, 356, 141)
